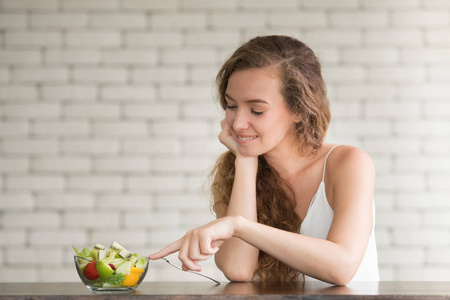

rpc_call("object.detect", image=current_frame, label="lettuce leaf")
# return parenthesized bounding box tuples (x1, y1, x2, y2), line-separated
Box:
(104, 273, 125, 286)
(73, 246, 92, 259)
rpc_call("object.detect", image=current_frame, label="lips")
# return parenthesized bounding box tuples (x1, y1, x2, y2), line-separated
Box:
(237, 134, 259, 141)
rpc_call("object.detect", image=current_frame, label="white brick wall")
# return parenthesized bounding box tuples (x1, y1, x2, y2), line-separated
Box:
(0, 0, 450, 283)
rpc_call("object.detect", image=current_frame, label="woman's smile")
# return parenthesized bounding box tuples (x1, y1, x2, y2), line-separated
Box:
(236, 134, 259, 143)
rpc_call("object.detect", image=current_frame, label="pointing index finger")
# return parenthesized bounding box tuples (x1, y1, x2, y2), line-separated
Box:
(148, 237, 183, 260)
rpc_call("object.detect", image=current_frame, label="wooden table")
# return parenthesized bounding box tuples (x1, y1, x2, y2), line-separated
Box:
(1, 281, 450, 299)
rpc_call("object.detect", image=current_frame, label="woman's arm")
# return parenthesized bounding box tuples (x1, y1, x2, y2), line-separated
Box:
(213, 155, 260, 281)
(233, 146, 375, 285)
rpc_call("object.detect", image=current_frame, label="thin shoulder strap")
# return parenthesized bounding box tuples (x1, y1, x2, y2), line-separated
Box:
(322, 144, 341, 182)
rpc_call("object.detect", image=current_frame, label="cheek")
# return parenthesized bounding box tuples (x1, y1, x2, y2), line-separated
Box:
(225, 111, 234, 128)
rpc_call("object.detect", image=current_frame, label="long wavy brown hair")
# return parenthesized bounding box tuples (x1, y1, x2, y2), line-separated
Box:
(210, 35, 331, 281)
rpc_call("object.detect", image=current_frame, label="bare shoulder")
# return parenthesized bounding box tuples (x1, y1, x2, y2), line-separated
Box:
(326, 145, 375, 184)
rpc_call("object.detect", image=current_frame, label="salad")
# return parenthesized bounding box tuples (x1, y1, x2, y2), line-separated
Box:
(74, 241, 148, 288)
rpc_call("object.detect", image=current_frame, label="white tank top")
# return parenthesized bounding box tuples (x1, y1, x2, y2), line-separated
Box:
(299, 145, 379, 282)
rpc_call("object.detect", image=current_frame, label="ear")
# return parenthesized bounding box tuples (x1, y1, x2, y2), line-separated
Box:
(292, 113, 302, 123)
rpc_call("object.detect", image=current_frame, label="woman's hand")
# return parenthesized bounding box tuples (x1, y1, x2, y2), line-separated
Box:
(218, 119, 240, 156)
(149, 216, 240, 272)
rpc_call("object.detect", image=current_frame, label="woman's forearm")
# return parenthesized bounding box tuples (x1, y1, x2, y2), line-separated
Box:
(215, 156, 260, 281)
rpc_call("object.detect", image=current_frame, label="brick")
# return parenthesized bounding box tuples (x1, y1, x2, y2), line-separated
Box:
(5, 32, 61, 47)
(2, 139, 59, 154)
(62, 139, 119, 155)
(426, 30, 450, 45)
(124, 104, 179, 119)
(242, 0, 296, 9)
(378, 248, 425, 265)
(162, 49, 216, 65)
(1, 0, 59, 10)
(155, 193, 208, 210)
(0, 13, 27, 28)
(6, 248, 62, 265)
(38, 267, 80, 282)
(0, 86, 37, 100)
(67, 176, 123, 192)
(66, 31, 121, 47)
(32, 121, 89, 136)
(30, 230, 87, 246)
(36, 194, 95, 210)
(423, 0, 450, 7)
(429, 175, 450, 190)
(151, 12, 207, 29)
(3, 212, 59, 228)
(0, 267, 37, 282)
(97, 194, 152, 210)
(123, 0, 178, 10)
(0, 104, 60, 118)
(362, 0, 420, 8)
(367, 67, 425, 82)
(124, 212, 180, 228)
(93, 121, 148, 136)
(211, 12, 265, 28)
(428, 248, 450, 264)
(45, 50, 100, 64)
(402, 49, 450, 64)
(148, 229, 187, 246)
(397, 192, 450, 210)
(376, 211, 422, 228)
(393, 229, 449, 245)
(186, 31, 241, 47)
(0, 68, 8, 82)
(181, 0, 236, 9)
(0, 230, 26, 246)
(322, 67, 365, 83)
(123, 139, 181, 155)
(424, 102, 450, 117)
(0, 121, 28, 136)
(182, 212, 215, 228)
(72, 68, 128, 83)
(12, 68, 68, 83)
(363, 138, 420, 154)
(90, 230, 146, 246)
(330, 12, 388, 28)
(94, 157, 150, 173)
(424, 212, 450, 227)
(269, 12, 327, 28)
(153, 121, 209, 137)
(394, 120, 450, 137)
(127, 175, 184, 192)
(32, 157, 90, 173)
(302, 0, 358, 8)
(423, 140, 450, 154)
(154, 157, 214, 173)
(0, 193, 33, 209)
(0, 50, 41, 65)
(337, 84, 396, 99)
(160, 85, 214, 101)
(91, 13, 146, 28)
(365, 30, 422, 46)
(189, 66, 218, 83)
(429, 67, 450, 81)
(376, 174, 425, 191)
(329, 102, 361, 118)
(42, 85, 97, 100)
(102, 50, 157, 65)
(395, 156, 450, 172)
(125, 32, 183, 47)
(101, 86, 156, 101)
(364, 100, 421, 118)
(6, 175, 64, 191)
(132, 68, 187, 83)
(64, 212, 120, 228)
(305, 30, 361, 46)
(393, 11, 449, 27)
(341, 49, 399, 64)
(30, 13, 88, 28)
(64, 104, 120, 118)
(61, 0, 118, 10)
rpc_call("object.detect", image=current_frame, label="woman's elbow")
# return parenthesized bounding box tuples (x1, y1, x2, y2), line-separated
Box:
(329, 259, 359, 286)
(221, 267, 254, 282)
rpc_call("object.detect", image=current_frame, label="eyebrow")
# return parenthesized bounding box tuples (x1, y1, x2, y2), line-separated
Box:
(225, 93, 269, 105)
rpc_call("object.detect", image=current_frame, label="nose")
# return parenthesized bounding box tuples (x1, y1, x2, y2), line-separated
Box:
(232, 109, 250, 131)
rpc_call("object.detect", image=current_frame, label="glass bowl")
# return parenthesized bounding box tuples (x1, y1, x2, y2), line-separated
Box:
(74, 256, 149, 294)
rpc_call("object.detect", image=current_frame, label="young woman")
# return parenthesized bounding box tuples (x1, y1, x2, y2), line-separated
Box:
(149, 35, 379, 285)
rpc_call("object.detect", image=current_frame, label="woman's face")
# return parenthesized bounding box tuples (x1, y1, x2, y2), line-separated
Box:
(224, 68, 299, 157)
